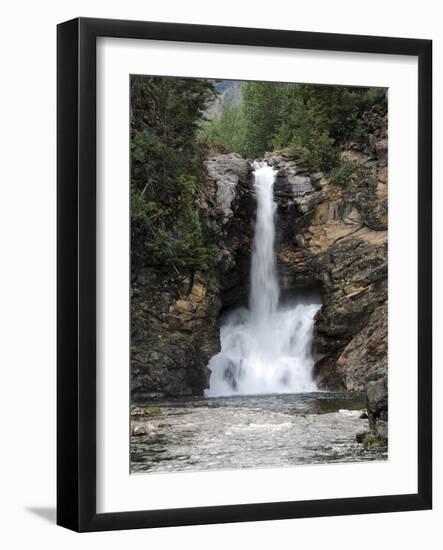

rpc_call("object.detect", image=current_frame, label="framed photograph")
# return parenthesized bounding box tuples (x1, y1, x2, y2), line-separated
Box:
(57, 17, 432, 532)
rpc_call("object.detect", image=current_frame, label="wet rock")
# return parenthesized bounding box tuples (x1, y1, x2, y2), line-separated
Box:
(366, 376, 388, 417)
(376, 420, 388, 442)
(132, 421, 157, 436)
(364, 376, 388, 442)
(132, 425, 146, 436)
(131, 405, 162, 418)
(294, 234, 305, 248)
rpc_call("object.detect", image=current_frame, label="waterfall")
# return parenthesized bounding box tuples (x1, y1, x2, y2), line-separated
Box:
(249, 163, 279, 323)
(206, 162, 320, 397)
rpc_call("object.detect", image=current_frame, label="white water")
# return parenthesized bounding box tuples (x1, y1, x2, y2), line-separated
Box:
(206, 162, 321, 397)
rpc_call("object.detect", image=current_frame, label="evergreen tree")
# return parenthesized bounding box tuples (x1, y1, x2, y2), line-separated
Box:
(130, 75, 216, 271)
(199, 103, 246, 154)
(199, 80, 386, 176)
(241, 81, 284, 157)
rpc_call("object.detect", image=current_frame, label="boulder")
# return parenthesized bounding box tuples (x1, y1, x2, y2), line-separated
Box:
(364, 376, 388, 442)
(132, 425, 146, 436)
(204, 153, 252, 223)
(366, 376, 388, 417)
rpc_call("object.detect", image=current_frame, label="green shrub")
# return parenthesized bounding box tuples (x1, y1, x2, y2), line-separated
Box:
(134, 175, 211, 272)
(143, 406, 162, 415)
(199, 103, 246, 154)
(200, 81, 386, 164)
(330, 160, 359, 188)
(173, 176, 210, 271)
(290, 131, 340, 173)
(362, 433, 383, 447)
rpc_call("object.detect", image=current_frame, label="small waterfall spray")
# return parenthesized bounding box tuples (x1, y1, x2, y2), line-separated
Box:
(206, 162, 320, 397)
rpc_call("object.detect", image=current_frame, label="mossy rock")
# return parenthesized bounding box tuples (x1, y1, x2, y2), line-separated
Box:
(131, 404, 162, 417)
(143, 405, 162, 416)
(362, 432, 383, 447)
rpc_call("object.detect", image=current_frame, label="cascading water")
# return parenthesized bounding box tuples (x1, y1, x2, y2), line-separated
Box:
(206, 162, 321, 397)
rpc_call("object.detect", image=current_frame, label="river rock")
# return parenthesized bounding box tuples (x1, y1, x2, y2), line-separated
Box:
(362, 376, 388, 442)
(366, 376, 388, 417)
(132, 425, 146, 436)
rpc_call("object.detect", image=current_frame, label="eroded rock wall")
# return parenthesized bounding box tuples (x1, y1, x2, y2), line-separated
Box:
(131, 153, 254, 401)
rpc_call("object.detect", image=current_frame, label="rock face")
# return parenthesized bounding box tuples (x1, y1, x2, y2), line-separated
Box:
(131, 108, 388, 438)
(365, 376, 388, 441)
(131, 153, 254, 401)
(200, 153, 254, 310)
(205, 153, 251, 224)
(266, 107, 388, 399)
(131, 270, 218, 399)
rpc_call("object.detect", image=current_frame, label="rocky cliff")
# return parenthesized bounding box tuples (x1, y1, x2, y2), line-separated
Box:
(131, 107, 388, 441)
(131, 153, 254, 400)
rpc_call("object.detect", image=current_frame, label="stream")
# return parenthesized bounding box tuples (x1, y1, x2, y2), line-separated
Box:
(131, 392, 387, 473)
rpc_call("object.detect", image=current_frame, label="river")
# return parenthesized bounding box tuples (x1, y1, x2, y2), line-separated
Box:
(131, 392, 387, 473)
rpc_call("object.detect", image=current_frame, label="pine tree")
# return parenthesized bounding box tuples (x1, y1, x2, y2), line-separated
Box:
(241, 82, 283, 157)
(130, 76, 216, 271)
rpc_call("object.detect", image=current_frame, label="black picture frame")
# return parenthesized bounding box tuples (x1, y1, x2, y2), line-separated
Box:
(57, 17, 432, 532)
